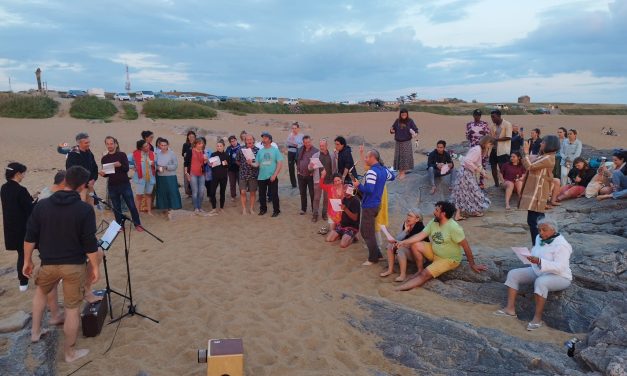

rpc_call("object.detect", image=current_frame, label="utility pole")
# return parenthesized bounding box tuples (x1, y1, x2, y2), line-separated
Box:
(8, 76, 12, 92)
(125, 65, 131, 92)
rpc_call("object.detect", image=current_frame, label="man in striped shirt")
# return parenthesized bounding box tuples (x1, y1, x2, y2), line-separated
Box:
(353, 149, 395, 266)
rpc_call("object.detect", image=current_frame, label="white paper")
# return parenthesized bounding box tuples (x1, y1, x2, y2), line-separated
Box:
(209, 156, 221, 167)
(345, 186, 354, 196)
(310, 158, 324, 169)
(511, 247, 532, 265)
(330, 199, 342, 212)
(103, 163, 116, 175)
(242, 148, 255, 160)
(410, 129, 417, 136)
(99, 220, 121, 250)
(440, 164, 450, 175)
(379, 225, 396, 241)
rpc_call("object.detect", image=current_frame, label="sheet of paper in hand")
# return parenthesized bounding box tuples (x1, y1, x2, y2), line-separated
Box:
(103, 163, 116, 175)
(242, 148, 255, 160)
(330, 199, 342, 212)
(511, 247, 532, 265)
(209, 156, 221, 167)
(310, 158, 324, 169)
(379, 225, 396, 241)
(440, 164, 450, 175)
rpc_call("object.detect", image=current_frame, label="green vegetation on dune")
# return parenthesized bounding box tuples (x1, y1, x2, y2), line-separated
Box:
(204, 101, 382, 114)
(121, 103, 139, 120)
(143, 99, 217, 119)
(0, 94, 59, 118)
(70, 96, 118, 120)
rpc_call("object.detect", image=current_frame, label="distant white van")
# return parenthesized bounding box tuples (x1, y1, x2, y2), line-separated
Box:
(265, 97, 279, 104)
(87, 88, 105, 99)
(284, 98, 299, 105)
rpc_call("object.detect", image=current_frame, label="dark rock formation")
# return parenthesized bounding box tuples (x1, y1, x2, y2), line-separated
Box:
(0, 315, 59, 376)
(350, 296, 590, 376)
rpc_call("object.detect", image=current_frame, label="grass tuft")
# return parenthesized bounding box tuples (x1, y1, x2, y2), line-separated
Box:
(121, 103, 139, 120)
(70, 96, 118, 120)
(0, 94, 59, 118)
(143, 99, 217, 119)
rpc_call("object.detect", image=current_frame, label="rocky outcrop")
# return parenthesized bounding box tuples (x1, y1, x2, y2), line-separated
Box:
(350, 296, 591, 376)
(0, 315, 58, 376)
(576, 301, 627, 375)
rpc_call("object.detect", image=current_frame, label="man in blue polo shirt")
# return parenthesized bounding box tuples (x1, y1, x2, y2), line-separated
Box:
(353, 149, 394, 266)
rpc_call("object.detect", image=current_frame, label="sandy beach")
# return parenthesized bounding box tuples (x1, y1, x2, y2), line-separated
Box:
(0, 110, 625, 375)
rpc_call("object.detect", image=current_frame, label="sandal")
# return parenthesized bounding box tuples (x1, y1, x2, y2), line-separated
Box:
(526, 321, 544, 331)
(493, 309, 516, 317)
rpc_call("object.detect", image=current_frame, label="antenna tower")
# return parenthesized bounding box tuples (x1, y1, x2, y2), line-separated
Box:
(125, 65, 131, 92)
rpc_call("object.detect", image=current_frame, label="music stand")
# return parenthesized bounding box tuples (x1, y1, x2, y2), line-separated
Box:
(95, 195, 162, 324)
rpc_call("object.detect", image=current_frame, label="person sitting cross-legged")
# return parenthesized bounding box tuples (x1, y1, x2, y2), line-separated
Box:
(380, 208, 427, 282)
(394, 201, 487, 291)
(326, 185, 361, 248)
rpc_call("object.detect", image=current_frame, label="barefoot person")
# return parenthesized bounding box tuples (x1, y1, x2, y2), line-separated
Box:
(466, 109, 490, 186)
(100, 136, 143, 230)
(380, 208, 426, 282)
(500, 152, 526, 209)
(495, 218, 572, 331)
(597, 150, 627, 200)
(390, 108, 419, 179)
(22, 166, 103, 363)
(427, 140, 454, 194)
(325, 184, 361, 248)
(235, 134, 260, 215)
(312, 138, 334, 222)
(556, 157, 595, 202)
(489, 110, 512, 187)
(319, 171, 346, 231)
(395, 201, 487, 291)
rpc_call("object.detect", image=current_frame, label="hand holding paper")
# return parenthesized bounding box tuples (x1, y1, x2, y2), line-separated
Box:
(242, 148, 255, 161)
(330, 199, 342, 212)
(440, 164, 450, 175)
(511, 247, 532, 265)
(209, 156, 221, 167)
(103, 163, 116, 175)
(310, 158, 324, 169)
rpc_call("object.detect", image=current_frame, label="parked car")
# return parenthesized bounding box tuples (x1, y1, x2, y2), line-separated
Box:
(66, 90, 87, 98)
(135, 90, 155, 101)
(218, 96, 228, 102)
(265, 97, 279, 104)
(239, 97, 254, 102)
(284, 98, 299, 105)
(114, 93, 131, 101)
(177, 94, 196, 101)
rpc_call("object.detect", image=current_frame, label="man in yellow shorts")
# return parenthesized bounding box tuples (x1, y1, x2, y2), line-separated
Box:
(394, 201, 487, 291)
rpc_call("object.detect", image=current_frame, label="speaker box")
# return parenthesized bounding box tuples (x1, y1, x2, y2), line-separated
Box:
(81, 289, 108, 337)
(207, 338, 243, 376)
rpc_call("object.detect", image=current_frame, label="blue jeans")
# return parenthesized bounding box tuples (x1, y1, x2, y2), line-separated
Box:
(428, 166, 453, 186)
(108, 183, 141, 226)
(611, 170, 627, 199)
(190, 175, 205, 209)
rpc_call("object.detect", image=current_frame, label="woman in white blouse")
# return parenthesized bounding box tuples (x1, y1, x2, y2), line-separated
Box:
(451, 135, 494, 221)
(494, 217, 572, 331)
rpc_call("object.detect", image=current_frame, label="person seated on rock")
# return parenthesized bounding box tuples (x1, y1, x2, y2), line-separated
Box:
(585, 157, 614, 198)
(499, 152, 526, 210)
(597, 150, 627, 201)
(326, 184, 361, 248)
(427, 140, 454, 194)
(556, 157, 595, 202)
(394, 201, 487, 291)
(494, 217, 572, 331)
(380, 208, 426, 282)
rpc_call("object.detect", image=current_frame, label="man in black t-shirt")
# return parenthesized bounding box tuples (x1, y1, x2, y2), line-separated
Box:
(326, 185, 361, 248)
(66, 132, 98, 203)
(23, 166, 103, 363)
(427, 140, 454, 194)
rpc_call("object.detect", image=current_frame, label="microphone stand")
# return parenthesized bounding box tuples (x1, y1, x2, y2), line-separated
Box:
(93, 194, 161, 324)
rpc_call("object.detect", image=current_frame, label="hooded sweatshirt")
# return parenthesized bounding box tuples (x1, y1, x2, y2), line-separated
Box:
(25, 190, 98, 265)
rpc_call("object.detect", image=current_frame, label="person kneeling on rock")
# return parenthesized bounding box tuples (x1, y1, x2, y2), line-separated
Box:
(494, 217, 572, 331)
(393, 201, 487, 291)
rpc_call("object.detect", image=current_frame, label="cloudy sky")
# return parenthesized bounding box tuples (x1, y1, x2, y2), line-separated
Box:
(1, 0, 626, 103)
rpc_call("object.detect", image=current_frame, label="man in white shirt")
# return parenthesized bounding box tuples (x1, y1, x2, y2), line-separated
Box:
(490, 110, 512, 187)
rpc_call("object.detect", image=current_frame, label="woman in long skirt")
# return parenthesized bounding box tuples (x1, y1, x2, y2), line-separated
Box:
(155, 138, 182, 219)
(390, 108, 419, 179)
(451, 135, 494, 220)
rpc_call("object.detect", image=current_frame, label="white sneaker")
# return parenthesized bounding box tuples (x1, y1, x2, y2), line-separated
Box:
(361, 260, 374, 266)
(19, 284, 28, 292)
